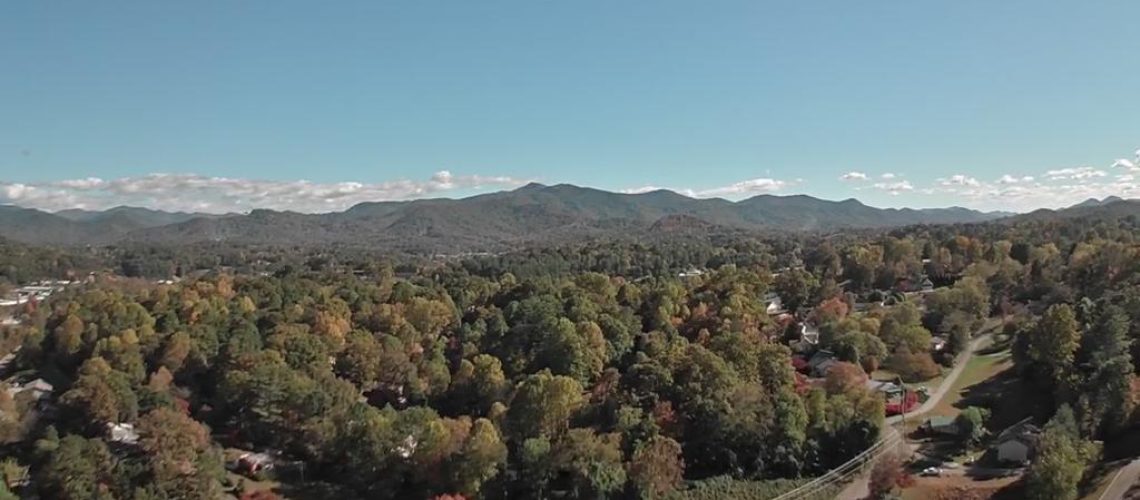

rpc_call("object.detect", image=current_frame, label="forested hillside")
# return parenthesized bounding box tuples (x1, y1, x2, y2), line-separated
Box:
(0, 209, 1138, 499)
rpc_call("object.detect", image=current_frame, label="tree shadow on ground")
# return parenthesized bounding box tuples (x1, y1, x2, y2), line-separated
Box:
(952, 366, 1047, 432)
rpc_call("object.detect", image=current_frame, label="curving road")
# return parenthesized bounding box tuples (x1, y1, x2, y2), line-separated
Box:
(1098, 458, 1140, 500)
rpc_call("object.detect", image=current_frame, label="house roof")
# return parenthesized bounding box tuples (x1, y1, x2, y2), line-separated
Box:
(926, 415, 956, 427)
(808, 350, 836, 368)
(25, 379, 53, 392)
(240, 452, 276, 465)
(865, 380, 903, 394)
(995, 417, 1041, 445)
(107, 422, 139, 444)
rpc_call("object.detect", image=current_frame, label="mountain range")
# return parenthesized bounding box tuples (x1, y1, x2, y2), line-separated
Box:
(0, 183, 1080, 252)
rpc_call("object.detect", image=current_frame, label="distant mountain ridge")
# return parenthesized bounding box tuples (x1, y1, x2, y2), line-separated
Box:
(1068, 196, 1126, 209)
(0, 184, 1013, 251)
(55, 206, 225, 227)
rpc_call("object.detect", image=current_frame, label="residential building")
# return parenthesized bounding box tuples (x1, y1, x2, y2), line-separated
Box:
(764, 292, 785, 315)
(930, 336, 948, 352)
(107, 422, 139, 445)
(993, 417, 1041, 464)
(807, 350, 837, 378)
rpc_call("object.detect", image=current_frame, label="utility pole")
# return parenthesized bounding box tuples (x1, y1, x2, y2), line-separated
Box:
(897, 375, 910, 459)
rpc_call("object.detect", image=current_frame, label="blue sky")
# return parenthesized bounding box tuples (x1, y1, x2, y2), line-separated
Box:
(2, 1, 1139, 213)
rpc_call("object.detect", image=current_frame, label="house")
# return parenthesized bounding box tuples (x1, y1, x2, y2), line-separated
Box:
(107, 422, 139, 444)
(395, 434, 418, 459)
(865, 379, 904, 397)
(922, 416, 960, 436)
(6, 378, 53, 401)
(920, 277, 935, 293)
(678, 268, 705, 279)
(789, 323, 821, 353)
(807, 350, 838, 378)
(993, 417, 1041, 464)
(764, 292, 785, 315)
(238, 452, 277, 474)
(930, 336, 948, 352)
(799, 323, 820, 345)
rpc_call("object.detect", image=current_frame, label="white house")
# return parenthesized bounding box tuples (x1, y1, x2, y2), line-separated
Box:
(765, 293, 785, 315)
(930, 336, 948, 352)
(107, 422, 139, 445)
(6, 378, 53, 400)
(678, 268, 705, 279)
(800, 323, 820, 345)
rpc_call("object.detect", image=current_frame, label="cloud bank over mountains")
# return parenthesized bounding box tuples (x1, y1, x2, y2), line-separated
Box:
(1, 171, 529, 213)
(2, 148, 1138, 213)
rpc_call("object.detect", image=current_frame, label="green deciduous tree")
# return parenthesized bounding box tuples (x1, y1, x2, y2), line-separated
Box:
(1025, 405, 1100, 500)
(506, 371, 584, 440)
(954, 406, 989, 447)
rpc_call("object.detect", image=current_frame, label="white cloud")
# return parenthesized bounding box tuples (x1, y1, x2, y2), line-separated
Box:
(1112, 158, 1137, 170)
(0, 171, 530, 213)
(872, 180, 914, 195)
(695, 178, 789, 197)
(880, 173, 896, 179)
(621, 177, 794, 199)
(840, 172, 868, 181)
(54, 177, 107, 189)
(938, 174, 981, 187)
(620, 186, 666, 195)
(1045, 167, 1106, 180)
(997, 174, 1034, 184)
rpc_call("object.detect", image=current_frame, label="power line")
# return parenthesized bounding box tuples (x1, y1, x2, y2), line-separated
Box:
(772, 430, 902, 500)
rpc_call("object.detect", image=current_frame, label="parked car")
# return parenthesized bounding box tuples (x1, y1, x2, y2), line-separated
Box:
(921, 467, 943, 477)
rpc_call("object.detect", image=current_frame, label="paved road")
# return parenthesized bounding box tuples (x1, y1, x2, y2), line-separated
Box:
(1099, 458, 1140, 500)
(837, 332, 994, 500)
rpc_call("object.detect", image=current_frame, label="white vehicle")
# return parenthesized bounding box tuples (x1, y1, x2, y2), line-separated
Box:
(921, 467, 943, 477)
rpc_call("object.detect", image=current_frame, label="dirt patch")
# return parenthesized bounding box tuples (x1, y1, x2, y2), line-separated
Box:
(901, 475, 1021, 500)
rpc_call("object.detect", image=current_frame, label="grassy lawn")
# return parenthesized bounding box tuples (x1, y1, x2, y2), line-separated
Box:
(926, 350, 1012, 420)
(901, 349, 1015, 436)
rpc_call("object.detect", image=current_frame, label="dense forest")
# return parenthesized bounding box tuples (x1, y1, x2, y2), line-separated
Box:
(1, 207, 1139, 499)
